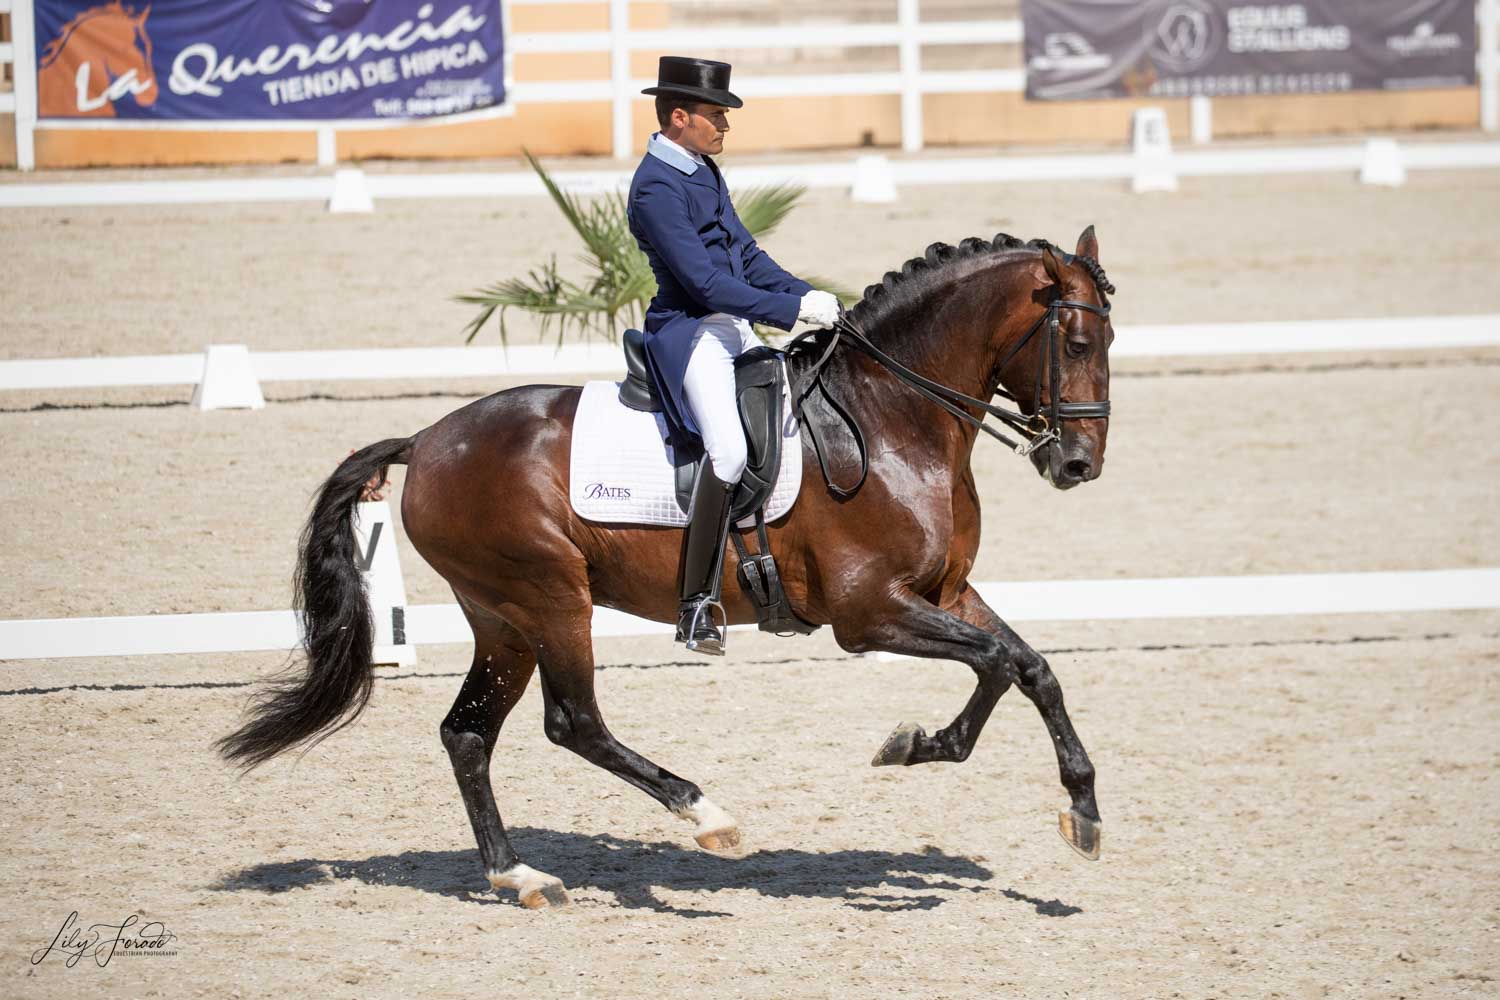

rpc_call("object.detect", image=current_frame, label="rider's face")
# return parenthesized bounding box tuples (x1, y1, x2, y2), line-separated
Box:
(674, 104, 730, 156)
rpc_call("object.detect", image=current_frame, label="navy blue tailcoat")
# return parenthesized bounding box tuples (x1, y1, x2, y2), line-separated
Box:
(626, 133, 811, 444)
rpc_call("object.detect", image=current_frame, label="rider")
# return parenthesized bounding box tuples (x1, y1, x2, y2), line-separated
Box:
(627, 56, 840, 656)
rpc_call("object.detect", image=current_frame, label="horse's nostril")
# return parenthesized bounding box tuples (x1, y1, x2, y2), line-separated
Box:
(1063, 458, 1091, 480)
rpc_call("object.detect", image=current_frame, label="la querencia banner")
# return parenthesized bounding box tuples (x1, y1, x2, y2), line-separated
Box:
(34, 0, 507, 120)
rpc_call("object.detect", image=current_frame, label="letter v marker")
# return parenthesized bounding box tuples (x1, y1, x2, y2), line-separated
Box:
(354, 521, 382, 572)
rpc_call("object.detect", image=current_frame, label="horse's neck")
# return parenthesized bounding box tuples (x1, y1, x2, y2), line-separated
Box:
(828, 267, 1047, 481)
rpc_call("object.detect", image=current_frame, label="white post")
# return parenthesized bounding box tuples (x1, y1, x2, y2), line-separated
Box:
(897, 0, 922, 153)
(1482, 0, 1499, 133)
(1190, 94, 1212, 144)
(12, 0, 37, 171)
(609, 0, 632, 159)
(316, 126, 336, 167)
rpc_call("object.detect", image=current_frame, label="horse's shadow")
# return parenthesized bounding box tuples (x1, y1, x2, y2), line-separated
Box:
(210, 828, 1082, 918)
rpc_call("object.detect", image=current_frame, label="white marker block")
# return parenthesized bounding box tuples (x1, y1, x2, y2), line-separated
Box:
(1359, 138, 1406, 187)
(354, 500, 416, 666)
(1130, 108, 1178, 193)
(850, 154, 899, 203)
(190, 344, 265, 410)
(328, 167, 374, 213)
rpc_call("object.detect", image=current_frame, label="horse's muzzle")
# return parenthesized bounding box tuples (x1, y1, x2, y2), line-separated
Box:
(1033, 439, 1102, 490)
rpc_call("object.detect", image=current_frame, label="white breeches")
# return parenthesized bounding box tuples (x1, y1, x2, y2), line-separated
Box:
(681, 312, 760, 484)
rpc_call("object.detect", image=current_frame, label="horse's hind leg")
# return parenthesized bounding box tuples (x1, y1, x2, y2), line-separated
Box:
(531, 610, 743, 855)
(439, 600, 569, 909)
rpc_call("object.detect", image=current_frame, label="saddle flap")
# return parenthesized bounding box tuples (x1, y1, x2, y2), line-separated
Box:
(673, 347, 788, 521)
(619, 329, 663, 413)
(785, 330, 868, 498)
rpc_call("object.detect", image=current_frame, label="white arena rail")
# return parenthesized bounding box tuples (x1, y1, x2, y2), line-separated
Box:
(0, 315, 1496, 407)
(3, 569, 1498, 662)
(4, 139, 1500, 209)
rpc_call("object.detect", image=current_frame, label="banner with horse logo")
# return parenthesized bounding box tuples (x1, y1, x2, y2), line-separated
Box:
(1022, 0, 1475, 101)
(34, 0, 508, 120)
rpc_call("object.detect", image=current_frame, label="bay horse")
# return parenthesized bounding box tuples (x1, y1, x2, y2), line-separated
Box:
(218, 227, 1116, 909)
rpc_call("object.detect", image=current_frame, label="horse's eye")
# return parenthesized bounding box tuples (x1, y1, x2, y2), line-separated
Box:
(1066, 339, 1089, 358)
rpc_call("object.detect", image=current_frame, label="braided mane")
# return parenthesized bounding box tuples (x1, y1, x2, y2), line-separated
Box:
(848, 233, 1115, 333)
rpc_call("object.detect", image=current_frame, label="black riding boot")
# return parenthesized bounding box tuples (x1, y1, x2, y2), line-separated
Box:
(675, 462, 735, 656)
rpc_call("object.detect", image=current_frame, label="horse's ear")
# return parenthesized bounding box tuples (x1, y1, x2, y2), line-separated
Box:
(1076, 225, 1099, 261)
(1041, 245, 1068, 286)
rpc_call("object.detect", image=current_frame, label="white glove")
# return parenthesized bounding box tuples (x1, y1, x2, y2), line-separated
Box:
(798, 290, 841, 327)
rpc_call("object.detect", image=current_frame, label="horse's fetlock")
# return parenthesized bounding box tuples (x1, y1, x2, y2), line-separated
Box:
(1065, 759, 1096, 793)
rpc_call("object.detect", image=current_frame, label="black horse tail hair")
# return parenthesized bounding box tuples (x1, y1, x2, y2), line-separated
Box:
(216, 436, 413, 771)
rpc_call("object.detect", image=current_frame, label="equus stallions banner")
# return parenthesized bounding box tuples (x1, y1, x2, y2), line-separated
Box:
(1022, 0, 1475, 101)
(34, 0, 508, 120)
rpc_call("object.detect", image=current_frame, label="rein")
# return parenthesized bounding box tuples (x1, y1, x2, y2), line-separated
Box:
(787, 294, 1111, 498)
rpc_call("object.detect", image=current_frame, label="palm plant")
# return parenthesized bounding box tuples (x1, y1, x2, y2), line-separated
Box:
(458, 149, 847, 345)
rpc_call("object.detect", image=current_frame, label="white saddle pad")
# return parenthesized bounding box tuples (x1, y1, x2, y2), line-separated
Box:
(569, 377, 802, 527)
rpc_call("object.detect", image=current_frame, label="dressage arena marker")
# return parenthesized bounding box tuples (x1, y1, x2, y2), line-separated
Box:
(327, 168, 375, 214)
(1130, 108, 1178, 194)
(2, 569, 1496, 662)
(354, 501, 416, 666)
(2, 315, 1497, 409)
(188, 345, 264, 411)
(1360, 139, 1407, 188)
(3, 140, 1499, 210)
(850, 154, 899, 203)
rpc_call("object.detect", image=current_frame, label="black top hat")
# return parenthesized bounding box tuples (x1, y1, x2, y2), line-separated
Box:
(641, 56, 743, 109)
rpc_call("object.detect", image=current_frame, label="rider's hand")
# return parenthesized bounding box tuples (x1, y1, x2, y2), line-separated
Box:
(798, 290, 841, 328)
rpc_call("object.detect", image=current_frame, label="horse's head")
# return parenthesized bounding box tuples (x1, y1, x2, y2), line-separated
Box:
(998, 226, 1115, 491)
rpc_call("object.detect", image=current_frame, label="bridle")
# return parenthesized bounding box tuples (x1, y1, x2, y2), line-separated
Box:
(990, 293, 1113, 454)
(787, 291, 1111, 497)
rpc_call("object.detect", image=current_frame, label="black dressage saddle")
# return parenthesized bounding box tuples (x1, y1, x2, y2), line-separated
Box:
(618, 328, 817, 636)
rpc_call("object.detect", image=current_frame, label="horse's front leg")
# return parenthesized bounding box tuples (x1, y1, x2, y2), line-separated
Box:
(838, 583, 1102, 860)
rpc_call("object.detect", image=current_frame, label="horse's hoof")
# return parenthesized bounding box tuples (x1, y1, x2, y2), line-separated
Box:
(694, 825, 743, 856)
(490, 864, 571, 909)
(1058, 809, 1103, 861)
(871, 722, 924, 767)
(520, 880, 572, 910)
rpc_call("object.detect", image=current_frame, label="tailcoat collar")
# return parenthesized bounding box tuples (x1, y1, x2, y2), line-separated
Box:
(646, 131, 701, 175)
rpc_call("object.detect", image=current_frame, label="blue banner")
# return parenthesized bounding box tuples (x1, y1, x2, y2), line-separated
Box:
(35, 0, 507, 120)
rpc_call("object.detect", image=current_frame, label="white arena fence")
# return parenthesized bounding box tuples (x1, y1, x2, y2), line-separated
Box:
(1, 500, 1496, 664)
(3, 138, 1500, 210)
(3, 0, 1499, 170)
(0, 314, 1496, 411)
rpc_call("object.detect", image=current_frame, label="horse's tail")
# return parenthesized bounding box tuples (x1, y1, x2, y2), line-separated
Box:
(216, 436, 413, 770)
